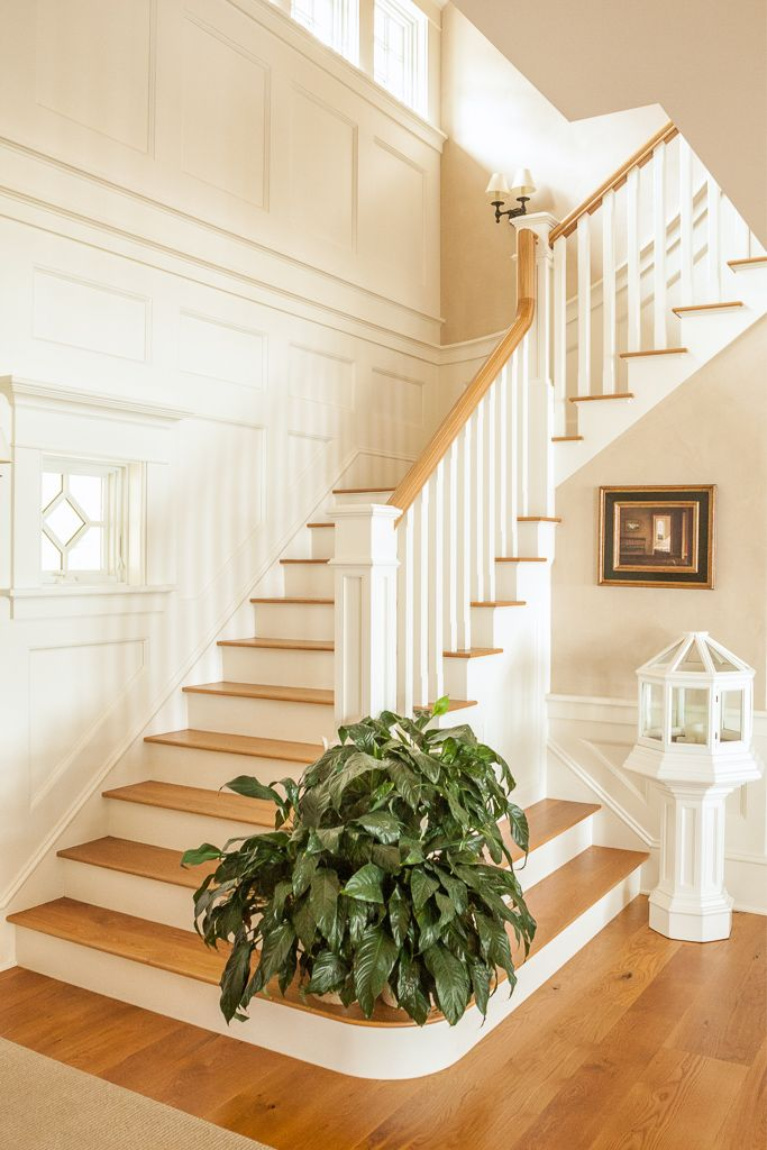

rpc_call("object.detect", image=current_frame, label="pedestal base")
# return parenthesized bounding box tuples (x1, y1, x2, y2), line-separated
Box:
(649, 889, 733, 942)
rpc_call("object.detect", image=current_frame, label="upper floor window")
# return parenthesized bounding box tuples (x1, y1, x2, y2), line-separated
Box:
(374, 0, 427, 115)
(41, 459, 127, 584)
(291, 0, 359, 64)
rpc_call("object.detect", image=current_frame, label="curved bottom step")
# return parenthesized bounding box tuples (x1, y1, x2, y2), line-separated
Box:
(10, 845, 647, 1080)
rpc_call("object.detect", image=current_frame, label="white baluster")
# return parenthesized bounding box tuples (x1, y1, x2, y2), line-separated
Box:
(679, 137, 694, 305)
(653, 141, 667, 349)
(415, 487, 430, 708)
(456, 423, 472, 648)
(519, 335, 530, 518)
(471, 407, 483, 601)
(626, 165, 641, 352)
(602, 188, 616, 393)
(495, 366, 509, 559)
(481, 393, 496, 601)
(444, 439, 459, 654)
(428, 466, 445, 702)
(398, 510, 414, 715)
(508, 352, 520, 559)
(577, 214, 591, 395)
(553, 237, 568, 432)
(707, 178, 721, 301)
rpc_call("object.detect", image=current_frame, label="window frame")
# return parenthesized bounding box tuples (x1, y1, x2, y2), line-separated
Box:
(291, 0, 360, 65)
(40, 457, 128, 586)
(373, 0, 428, 117)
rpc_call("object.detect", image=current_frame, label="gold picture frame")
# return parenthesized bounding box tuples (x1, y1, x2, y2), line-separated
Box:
(598, 485, 715, 589)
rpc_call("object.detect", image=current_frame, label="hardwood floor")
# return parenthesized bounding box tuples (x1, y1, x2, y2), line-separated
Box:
(0, 898, 764, 1149)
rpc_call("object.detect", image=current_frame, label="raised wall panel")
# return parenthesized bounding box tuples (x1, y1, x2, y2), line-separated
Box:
(34, 0, 154, 153)
(32, 269, 150, 362)
(290, 87, 357, 250)
(181, 15, 270, 208)
(369, 138, 427, 286)
(289, 345, 355, 409)
(287, 431, 331, 482)
(371, 368, 424, 426)
(29, 640, 145, 804)
(178, 311, 267, 390)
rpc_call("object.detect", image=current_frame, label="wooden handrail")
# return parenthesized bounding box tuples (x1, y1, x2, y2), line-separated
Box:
(388, 228, 537, 520)
(548, 121, 679, 246)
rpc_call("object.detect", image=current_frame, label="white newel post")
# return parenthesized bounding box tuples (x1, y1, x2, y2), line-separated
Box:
(624, 632, 762, 942)
(512, 212, 558, 518)
(329, 503, 400, 724)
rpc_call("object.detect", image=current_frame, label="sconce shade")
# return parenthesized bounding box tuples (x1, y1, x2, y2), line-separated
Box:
(0, 427, 10, 464)
(511, 167, 536, 197)
(485, 172, 511, 202)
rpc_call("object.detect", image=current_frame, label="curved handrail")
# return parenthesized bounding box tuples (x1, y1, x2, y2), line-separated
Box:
(388, 227, 537, 520)
(548, 121, 678, 246)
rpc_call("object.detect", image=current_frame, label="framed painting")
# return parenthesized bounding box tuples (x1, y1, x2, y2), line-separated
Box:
(599, 485, 716, 589)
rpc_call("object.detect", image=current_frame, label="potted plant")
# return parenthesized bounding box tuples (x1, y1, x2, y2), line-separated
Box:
(182, 699, 536, 1027)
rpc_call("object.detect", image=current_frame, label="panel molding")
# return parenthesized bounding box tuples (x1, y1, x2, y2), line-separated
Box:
(31, 266, 152, 363)
(289, 83, 358, 253)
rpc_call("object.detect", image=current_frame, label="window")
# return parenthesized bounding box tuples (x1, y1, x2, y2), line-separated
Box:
(41, 460, 127, 584)
(374, 0, 427, 115)
(291, 0, 358, 63)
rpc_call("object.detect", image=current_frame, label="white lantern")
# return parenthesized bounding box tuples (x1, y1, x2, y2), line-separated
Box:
(625, 632, 762, 942)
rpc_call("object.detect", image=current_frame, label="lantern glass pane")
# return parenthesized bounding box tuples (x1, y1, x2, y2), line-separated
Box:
(641, 682, 664, 741)
(720, 691, 743, 742)
(678, 646, 706, 673)
(671, 687, 709, 744)
(709, 646, 739, 672)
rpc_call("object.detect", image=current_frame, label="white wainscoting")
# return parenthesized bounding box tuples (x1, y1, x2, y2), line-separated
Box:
(547, 694, 767, 914)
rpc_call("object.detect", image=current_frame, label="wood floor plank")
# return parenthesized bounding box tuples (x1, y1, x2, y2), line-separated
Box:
(714, 1037, 767, 1150)
(101, 780, 275, 826)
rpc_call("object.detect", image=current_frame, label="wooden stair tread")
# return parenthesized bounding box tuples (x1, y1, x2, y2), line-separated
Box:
(9, 845, 646, 1028)
(217, 637, 334, 652)
(144, 729, 322, 763)
(413, 699, 477, 713)
(569, 392, 635, 402)
(619, 348, 687, 359)
(495, 556, 547, 563)
(182, 681, 333, 706)
(552, 435, 584, 442)
(471, 599, 526, 608)
(443, 647, 502, 659)
(250, 597, 333, 605)
(101, 781, 275, 826)
(307, 522, 333, 529)
(279, 558, 329, 565)
(500, 798, 600, 864)
(58, 837, 211, 889)
(672, 301, 743, 315)
(332, 487, 395, 495)
(518, 516, 562, 523)
(728, 256, 767, 268)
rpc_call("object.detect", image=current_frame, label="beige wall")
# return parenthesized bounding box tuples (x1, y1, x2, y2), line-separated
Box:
(551, 315, 767, 707)
(452, 0, 767, 245)
(439, 4, 666, 343)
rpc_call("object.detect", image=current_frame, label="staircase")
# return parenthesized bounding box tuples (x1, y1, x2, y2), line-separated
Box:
(6, 122, 767, 1080)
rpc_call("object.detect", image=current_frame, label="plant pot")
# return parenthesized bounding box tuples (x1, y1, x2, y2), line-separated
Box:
(310, 982, 398, 1010)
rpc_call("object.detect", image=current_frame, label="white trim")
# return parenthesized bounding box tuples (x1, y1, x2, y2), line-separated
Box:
(0, 377, 190, 425)
(548, 736, 657, 847)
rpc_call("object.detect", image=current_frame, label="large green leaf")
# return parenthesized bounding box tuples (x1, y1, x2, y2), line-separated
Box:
(346, 897, 370, 946)
(306, 949, 349, 995)
(353, 926, 398, 1017)
(424, 944, 470, 1026)
(220, 937, 254, 1023)
(410, 869, 439, 913)
(292, 895, 317, 950)
(292, 852, 319, 899)
(310, 869, 340, 938)
(342, 862, 385, 904)
(388, 759, 422, 810)
(395, 950, 431, 1026)
(258, 922, 297, 987)
(353, 810, 403, 844)
(506, 804, 530, 854)
(181, 843, 222, 868)
(388, 885, 410, 947)
(226, 775, 282, 807)
(469, 959, 494, 1019)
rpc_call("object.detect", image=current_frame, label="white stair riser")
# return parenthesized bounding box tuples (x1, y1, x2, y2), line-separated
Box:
(185, 692, 337, 742)
(106, 800, 270, 853)
(61, 860, 199, 932)
(678, 308, 753, 362)
(516, 521, 558, 557)
(144, 744, 310, 790)
(220, 646, 334, 689)
(333, 491, 394, 506)
(495, 563, 549, 603)
(443, 656, 499, 701)
(282, 564, 334, 599)
(470, 606, 529, 648)
(253, 603, 334, 641)
(310, 526, 335, 560)
(516, 818, 593, 892)
(429, 704, 483, 736)
(13, 866, 641, 1079)
(725, 264, 767, 310)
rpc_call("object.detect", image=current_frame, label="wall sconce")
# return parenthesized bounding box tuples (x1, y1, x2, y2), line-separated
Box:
(486, 168, 537, 223)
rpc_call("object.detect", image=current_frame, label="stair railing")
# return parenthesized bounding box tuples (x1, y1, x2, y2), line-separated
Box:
(330, 226, 547, 722)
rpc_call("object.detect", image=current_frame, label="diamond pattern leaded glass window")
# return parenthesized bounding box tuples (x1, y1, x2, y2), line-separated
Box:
(41, 461, 125, 582)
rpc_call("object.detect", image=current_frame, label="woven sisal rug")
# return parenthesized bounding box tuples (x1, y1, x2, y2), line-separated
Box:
(0, 1037, 275, 1149)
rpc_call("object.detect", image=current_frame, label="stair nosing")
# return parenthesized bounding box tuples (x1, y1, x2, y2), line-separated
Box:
(144, 728, 322, 763)
(250, 597, 333, 605)
(182, 681, 334, 706)
(619, 347, 687, 360)
(101, 781, 275, 825)
(217, 638, 334, 652)
(672, 301, 743, 315)
(569, 392, 635, 403)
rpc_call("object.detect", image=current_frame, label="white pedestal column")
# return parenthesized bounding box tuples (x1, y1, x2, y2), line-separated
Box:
(328, 503, 399, 724)
(651, 782, 735, 942)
